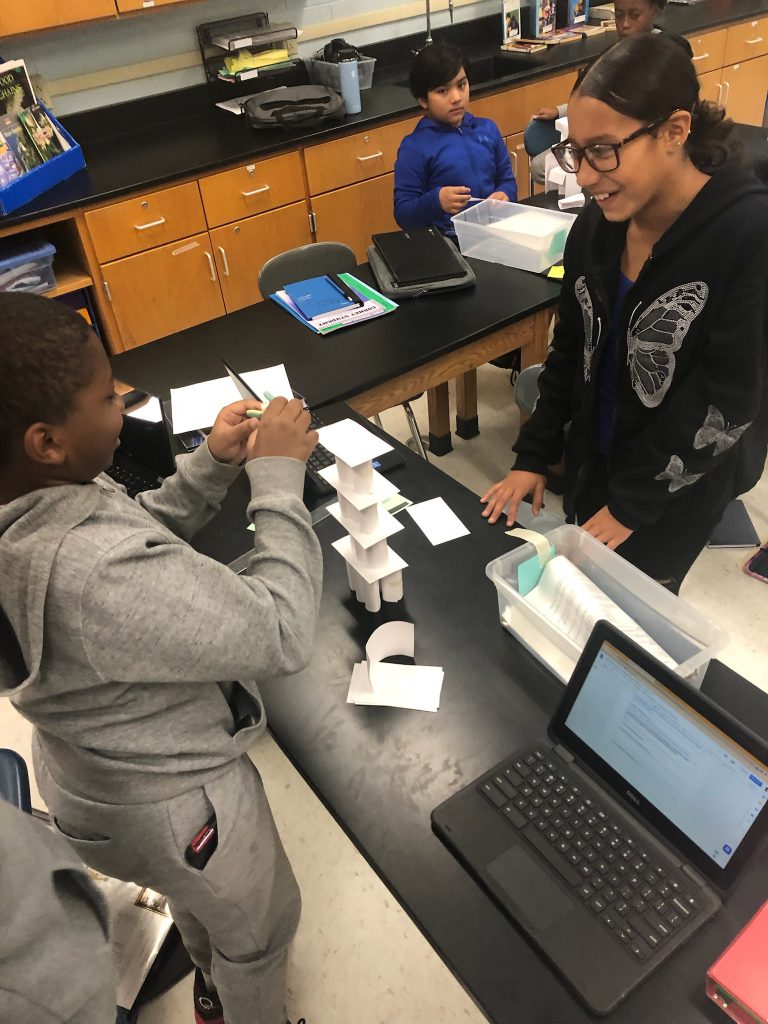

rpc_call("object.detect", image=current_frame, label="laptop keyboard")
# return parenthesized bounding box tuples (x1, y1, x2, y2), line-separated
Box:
(105, 463, 162, 499)
(479, 745, 701, 963)
(305, 410, 335, 496)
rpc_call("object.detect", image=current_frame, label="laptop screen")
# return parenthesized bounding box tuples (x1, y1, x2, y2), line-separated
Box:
(563, 640, 768, 872)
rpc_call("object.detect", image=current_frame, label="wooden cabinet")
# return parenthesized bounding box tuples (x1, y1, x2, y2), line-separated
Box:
(210, 202, 312, 313)
(200, 152, 305, 228)
(311, 175, 399, 263)
(102, 233, 225, 350)
(472, 87, 526, 136)
(720, 56, 768, 125)
(697, 68, 723, 106)
(723, 17, 768, 65)
(115, 0, 184, 8)
(304, 119, 418, 195)
(522, 70, 579, 122)
(0, 0, 115, 34)
(84, 182, 206, 263)
(506, 131, 530, 201)
(687, 28, 728, 75)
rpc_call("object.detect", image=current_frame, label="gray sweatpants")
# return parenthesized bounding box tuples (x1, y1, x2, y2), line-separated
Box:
(35, 753, 301, 1024)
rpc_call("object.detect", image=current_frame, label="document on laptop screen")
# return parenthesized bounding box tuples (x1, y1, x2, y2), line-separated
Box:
(565, 642, 768, 869)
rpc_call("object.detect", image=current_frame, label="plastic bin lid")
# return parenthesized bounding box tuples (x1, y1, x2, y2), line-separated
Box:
(0, 236, 56, 270)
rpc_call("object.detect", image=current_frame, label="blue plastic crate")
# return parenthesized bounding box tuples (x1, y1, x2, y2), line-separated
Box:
(0, 105, 85, 217)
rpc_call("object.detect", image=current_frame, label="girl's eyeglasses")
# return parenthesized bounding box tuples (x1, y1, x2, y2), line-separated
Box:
(551, 112, 679, 174)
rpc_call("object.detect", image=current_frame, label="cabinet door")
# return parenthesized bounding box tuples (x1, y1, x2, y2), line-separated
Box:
(103, 233, 225, 351)
(687, 28, 728, 76)
(311, 175, 399, 264)
(200, 152, 305, 229)
(304, 118, 418, 195)
(522, 70, 579, 122)
(721, 56, 768, 126)
(0, 0, 115, 34)
(471, 86, 526, 137)
(115, 0, 182, 9)
(506, 131, 529, 201)
(697, 69, 724, 107)
(210, 201, 312, 313)
(723, 17, 768, 65)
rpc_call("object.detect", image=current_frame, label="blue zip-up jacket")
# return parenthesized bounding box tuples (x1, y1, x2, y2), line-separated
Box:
(394, 112, 518, 236)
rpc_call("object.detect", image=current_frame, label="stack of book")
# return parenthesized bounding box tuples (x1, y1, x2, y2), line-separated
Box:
(270, 272, 397, 334)
(0, 59, 71, 188)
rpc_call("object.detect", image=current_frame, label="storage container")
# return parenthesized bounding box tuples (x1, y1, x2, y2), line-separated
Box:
(452, 199, 576, 272)
(0, 235, 56, 294)
(309, 56, 376, 91)
(0, 105, 85, 217)
(486, 525, 727, 686)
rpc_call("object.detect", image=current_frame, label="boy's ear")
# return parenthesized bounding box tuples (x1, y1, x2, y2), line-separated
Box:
(417, 95, 429, 110)
(23, 423, 67, 467)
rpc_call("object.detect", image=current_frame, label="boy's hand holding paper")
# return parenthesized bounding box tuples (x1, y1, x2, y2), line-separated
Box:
(246, 396, 318, 463)
(207, 399, 262, 465)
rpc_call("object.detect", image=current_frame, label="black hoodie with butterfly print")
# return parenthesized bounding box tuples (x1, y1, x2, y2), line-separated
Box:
(512, 163, 768, 532)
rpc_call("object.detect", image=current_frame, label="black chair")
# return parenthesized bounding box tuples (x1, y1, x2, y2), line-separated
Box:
(258, 242, 429, 459)
(0, 747, 31, 811)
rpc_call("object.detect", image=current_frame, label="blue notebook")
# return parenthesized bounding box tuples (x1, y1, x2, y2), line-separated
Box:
(283, 275, 357, 321)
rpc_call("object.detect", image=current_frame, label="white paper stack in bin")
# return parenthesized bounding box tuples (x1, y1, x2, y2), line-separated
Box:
(486, 525, 727, 687)
(452, 199, 576, 273)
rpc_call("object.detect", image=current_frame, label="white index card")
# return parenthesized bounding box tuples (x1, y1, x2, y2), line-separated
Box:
(170, 364, 293, 433)
(316, 418, 393, 467)
(406, 497, 470, 546)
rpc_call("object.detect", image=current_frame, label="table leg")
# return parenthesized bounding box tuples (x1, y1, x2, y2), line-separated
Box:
(455, 369, 478, 440)
(427, 383, 452, 456)
(521, 309, 551, 369)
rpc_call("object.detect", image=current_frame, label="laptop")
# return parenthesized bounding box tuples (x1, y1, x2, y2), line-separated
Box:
(431, 621, 768, 1015)
(105, 398, 177, 498)
(372, 227, 468, 286)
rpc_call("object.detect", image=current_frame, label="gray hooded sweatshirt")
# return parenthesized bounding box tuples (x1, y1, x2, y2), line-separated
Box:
(0, 442, 322, 804)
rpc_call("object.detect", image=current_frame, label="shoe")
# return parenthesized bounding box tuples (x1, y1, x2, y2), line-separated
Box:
(286, 1018, 307, 1024)
(194, 968, 225, 1024)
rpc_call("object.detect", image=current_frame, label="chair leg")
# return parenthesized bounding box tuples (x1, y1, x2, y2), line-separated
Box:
(402, 401, 429, 461)
(373, 414, 384, 428)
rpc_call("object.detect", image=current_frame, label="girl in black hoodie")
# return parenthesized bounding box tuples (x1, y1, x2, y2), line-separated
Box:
(482, 33, 768, 592)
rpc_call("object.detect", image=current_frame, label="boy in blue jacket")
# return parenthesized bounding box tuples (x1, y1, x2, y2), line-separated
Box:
(394, 41, 518, 237)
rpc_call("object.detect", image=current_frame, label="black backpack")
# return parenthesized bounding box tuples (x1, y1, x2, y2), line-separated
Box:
(244, 85, 345, 130)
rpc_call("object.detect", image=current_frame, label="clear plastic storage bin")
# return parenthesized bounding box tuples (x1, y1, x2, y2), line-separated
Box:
(309, 56, 376, 90)
(452, 199, 576, 272)
(486, 525, 727, 687)
(0, 236, 56, 294)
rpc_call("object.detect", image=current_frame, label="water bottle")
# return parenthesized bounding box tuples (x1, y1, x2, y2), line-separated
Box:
(338, 57, 361, 115)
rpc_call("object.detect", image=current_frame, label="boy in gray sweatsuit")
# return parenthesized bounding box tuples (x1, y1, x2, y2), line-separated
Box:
(0, 294, 323, 1024)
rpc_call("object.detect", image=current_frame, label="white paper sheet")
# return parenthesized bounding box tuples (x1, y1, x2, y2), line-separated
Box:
(327, 500, 404, 548)
(406, 497, 470, 545)
(169, 364, 293, 433)
(318, 463, 400, 509)
(346, 621, 444, 712)
(331, 535, 408, 583)
(316, 418, 393, 467)
(126, 395, 163, 423)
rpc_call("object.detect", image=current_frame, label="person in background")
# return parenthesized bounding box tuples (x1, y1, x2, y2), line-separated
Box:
(394, 40, 518, 237)
(0, 294, 321, 1024)
(530, 0, 693, 184)
(482, 34, 768, 594)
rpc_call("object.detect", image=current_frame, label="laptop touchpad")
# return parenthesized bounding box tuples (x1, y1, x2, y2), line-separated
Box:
(487, 846, 573, 931)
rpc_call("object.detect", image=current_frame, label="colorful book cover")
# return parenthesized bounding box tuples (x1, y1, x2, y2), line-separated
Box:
(557, 0, 589, 25)
(0, 140, 21, 187)
(0, 59, 35, 118)
(0, 113, 42, 172)
(19, 105, 65, 161)
(283, 275, 357, 321)
(502, 0, 522, 42)
(532, 0, 556, 36)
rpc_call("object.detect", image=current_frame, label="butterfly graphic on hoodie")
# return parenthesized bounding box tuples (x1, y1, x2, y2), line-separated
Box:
(693, 404, 751, 456)
(626, 282, 709, 408)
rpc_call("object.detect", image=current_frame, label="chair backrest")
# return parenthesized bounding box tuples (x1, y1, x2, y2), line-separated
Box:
(524, 118, 561, 159)
(258, 242, 357, 300)
(513, 363, 543, 417)
(0, 748, 31, 812)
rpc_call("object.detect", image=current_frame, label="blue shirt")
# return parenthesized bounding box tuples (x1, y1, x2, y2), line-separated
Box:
(393, 112, 518, 236)
(598, 271, 634, 454)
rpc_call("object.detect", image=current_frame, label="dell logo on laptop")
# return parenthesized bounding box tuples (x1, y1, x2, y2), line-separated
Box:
(626, 789, 640, 806)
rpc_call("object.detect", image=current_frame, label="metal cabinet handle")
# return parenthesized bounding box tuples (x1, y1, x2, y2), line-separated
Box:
(204, 251, 217, 282)
(509, 149, 517, 176)
(722, 79, 730, 106)
(356, 151, 383, 162)
(134, 217, 166, 231)
(745, 36, 763, 44)
(218, 246, 230, 277)
(242, 185, 270, 196)
(692, 52, 710, 61)
(715, 82, 723, 105)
